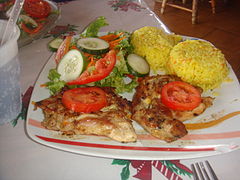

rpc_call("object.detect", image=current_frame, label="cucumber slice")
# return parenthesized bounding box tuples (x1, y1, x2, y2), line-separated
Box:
(48, 37, 64, 52)
(57, 49, 86, 82)
(127, 54, 150, 77)
(77, 37, 109, 55)
(19, 14, 38, 27)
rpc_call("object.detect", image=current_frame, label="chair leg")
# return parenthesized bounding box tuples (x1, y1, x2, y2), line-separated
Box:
(161, 0, 168, 14)
(192, 0, 198, 24)
(210, 0, 216, 14)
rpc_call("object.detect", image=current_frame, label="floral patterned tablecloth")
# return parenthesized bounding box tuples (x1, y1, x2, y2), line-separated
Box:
(0, 0, 239, 180)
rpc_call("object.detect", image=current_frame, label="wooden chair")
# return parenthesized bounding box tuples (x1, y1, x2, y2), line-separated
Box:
(160, 0, 216, 24)
(210, 0, 216, 14)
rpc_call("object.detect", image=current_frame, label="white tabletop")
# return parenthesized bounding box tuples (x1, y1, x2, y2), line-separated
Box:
(1, 0, 239, 179)
(1, 119, 240, 180)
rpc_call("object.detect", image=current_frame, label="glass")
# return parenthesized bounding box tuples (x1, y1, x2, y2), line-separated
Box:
(0, 20, 21, 125)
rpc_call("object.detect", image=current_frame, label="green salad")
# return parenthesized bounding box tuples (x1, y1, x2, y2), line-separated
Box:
(45, 16, 150, 95)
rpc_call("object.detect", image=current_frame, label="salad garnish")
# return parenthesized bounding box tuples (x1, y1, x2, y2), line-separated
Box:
(82, 16, 109, 37)
(45, 69, 66, 95)
(45, 16, 144, 95)
(16, 0, 59, 36)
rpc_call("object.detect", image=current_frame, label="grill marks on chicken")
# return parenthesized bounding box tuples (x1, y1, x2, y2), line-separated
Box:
(35, 87, 137, 143)
(35, 76, 213, 143)
(132, 75, 213, 142)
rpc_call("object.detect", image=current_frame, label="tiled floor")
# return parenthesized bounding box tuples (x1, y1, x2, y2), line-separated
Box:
(145, 0, 240, 80)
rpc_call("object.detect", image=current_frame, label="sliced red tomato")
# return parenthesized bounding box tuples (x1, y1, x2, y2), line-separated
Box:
(21, 23, 43, 34)
(161, 81, 201, 111)
(54, 36, 72, 64)
(23, 0, 51, 18)
(62, 87, 107, 113)
(67, 50, 116, 85)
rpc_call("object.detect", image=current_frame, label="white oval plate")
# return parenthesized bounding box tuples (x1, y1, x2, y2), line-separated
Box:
(26, 36, 240, 160)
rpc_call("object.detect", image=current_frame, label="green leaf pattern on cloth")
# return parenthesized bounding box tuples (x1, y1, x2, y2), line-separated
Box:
(112, 159, 131, 180)
(11, 86, 33, 126)
(161, 160, 193, 178)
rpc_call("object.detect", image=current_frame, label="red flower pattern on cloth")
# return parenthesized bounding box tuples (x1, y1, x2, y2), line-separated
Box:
(131, 160, 192, 180)
(11, 86, 34, 126)
(108, 0, 144, 12)
(44, 24, 78, 38)
(131, 160, 152, 180)
(112, 159, 193, 180)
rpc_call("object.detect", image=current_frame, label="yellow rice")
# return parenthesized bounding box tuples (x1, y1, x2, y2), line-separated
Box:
(166, 40, 229, 90)
(130, 26, 182, 71)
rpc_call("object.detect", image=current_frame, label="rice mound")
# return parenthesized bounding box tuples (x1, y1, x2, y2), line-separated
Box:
(130, 26, 182, 71)
(167, 40, 229, 90)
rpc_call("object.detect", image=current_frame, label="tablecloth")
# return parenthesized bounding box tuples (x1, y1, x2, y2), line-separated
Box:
(0, 0, 239, 179)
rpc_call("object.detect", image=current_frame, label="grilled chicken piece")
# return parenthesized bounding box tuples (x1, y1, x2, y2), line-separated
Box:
(35, 87, 137, 143)
(132, 75, 213, 142)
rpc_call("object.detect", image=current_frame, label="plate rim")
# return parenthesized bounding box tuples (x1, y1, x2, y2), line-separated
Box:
(25, 35, 240, 160)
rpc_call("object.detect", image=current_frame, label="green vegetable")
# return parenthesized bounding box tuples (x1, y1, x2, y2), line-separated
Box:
(83, 16, 109, 37)
(95, 51, 138, 93)
(77, 37, 109, 55)
(48, 37, 64, 52)
(115, 51, 129, 74)
(19, 15, 38, 28)
(57, 49, 87, 82)
(126, 53, 150, 77)
(45, 16, 137, 95)
(115, 31, 133, 56)
(45, 69, 66, 95)
(95, 67, 138, 94)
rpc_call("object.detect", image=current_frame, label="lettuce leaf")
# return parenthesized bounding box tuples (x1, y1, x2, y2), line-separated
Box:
(95, 67, 138, 94)
(115, 31, 134, 56)
(45, 69, 66, 95)
(95, 51, 138, 93)
(83, 16, 109, 37)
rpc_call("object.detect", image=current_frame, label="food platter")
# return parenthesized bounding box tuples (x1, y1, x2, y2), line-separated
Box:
(26, 36, 240, 160)
(18, 0, 60, 48)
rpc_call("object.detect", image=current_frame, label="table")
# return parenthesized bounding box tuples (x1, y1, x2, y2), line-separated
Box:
(1, 0, 239, 179)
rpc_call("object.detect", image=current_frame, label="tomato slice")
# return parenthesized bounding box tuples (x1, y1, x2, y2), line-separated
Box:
(21, 23, 43, 34)
(54, 36, 72, 64)
(67, 50, 116, 85)
(161, 81, 201, 111)
(62, 87, 107, 113)
(23, 0, 51, 18)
